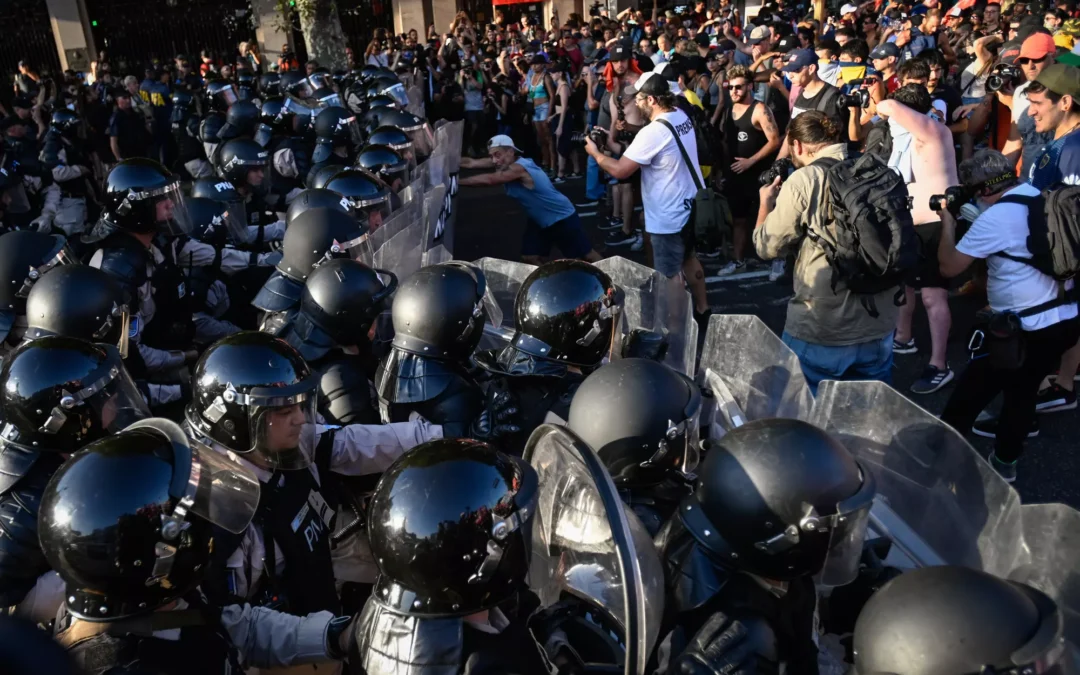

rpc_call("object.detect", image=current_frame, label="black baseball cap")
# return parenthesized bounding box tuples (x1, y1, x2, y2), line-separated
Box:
(776, 34, 800, 54)
(610, 41, 632, 61)
(869, 42, 900, 59)
(694, 33, 712, 48)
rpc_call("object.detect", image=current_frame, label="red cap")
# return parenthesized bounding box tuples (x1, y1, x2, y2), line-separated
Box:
(1019, 32, 1057, 60)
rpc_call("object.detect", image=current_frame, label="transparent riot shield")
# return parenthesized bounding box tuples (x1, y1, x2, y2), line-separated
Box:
(525, 424, 664, 675)
(474, 257, 537, 351)
(808, 379, 1022, 572)
(361, 195, 425, 283)
(595, 257, 698, 377)
(421, 186, 452, 267)
(697, 314, 814, 436)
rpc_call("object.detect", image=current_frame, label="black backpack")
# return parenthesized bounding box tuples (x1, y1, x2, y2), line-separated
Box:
(863, 120, 893, 160)
(674, 96, 724, 169)
(996, 185, 1080, 283)
(807, 153, 919, 316)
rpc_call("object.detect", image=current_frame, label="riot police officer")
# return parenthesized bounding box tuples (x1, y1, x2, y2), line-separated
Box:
(368, 108, 436, 163)
(323, 168, 393, 230)
(281, 258, 396, 425)
(366, 124, 415, 171)
(355, 143, 409, 194)
(214, 137, 287, 246)
(170, 90, 207, 180)
(0, 229, 74, 353)
(259, 72, 282, 98)
(37, 109, 92, 237)
(375, 262, 488, 438)
(257, 98, 315, 200)
(567, 358, 700, 536)
(187, 332, 442, 616)
(206, 79, 239, 113)
(39, 417, 356, 671)
(313, 105, 364, 165)
(653, 418, 877, 675)
(183, 196, 245, 344)
(475, 259, 622, 454)
(350, 438, 547, 675)
(252, 205, 370, 334)
(0, 336, 150, 607)
(852, 566, 1074, 675)
(194, 111, 225, 177)
(219, 100, 261, 142)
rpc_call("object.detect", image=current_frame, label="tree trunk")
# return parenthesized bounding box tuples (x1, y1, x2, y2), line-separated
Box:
(299, 0, 348, 71)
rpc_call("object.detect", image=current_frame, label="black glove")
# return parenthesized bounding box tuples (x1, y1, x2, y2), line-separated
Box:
(676, 612, 780, 675)
(470, 380, 520, 441)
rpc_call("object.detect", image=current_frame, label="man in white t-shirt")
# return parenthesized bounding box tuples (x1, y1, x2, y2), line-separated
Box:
(584, 71, 711, 324)
(937, 149, 1080, 483)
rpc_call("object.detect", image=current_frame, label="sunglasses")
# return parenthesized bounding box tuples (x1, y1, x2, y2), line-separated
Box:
(1016, 55, 1048, 65)
(727, 83, 749, 90)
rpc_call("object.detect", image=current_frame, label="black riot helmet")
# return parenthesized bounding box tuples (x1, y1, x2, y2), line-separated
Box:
(314, 106, 364, 148)
(286, 187, 353, 225)
(185, 332, 319, 470)
(185, 196, 231, 247)
(508, 260, 622, 368)
(198, 111, 226, 163)
(190, 177, 248, 242)
(259, 72, 281, 97)
(49, 109, 80, 138)
(370, 74, 409, 107)
(206, 79, 239, 112)
(367, 125, 412, 154)
(101, 158, 192, 236)
(283, 259, 396, 361)
(366, 439, 538, 617)
(324, 168, 392, 231)
(0, 337, 149, 453)
(371, 109, 435, 161)
(853, 566, 1068, 675)
(391, 261, 488, 360)
(679, 418, 875, 586)
(236, 69, 256, 100)
(255, 96, 292, 147)
(38, 417, 260, 621)
(170, 90, 194, 124)
(279, 71, 304, 93)
(0, 230, 75, 342)
(306, 161, 346, 190)
(278, 206, 369, 282)
(220, 100, 261, 141)
(568, 358, 702, 488)
(214, 137, 269, 186)
(355, 144, 409, 190)
(24, 265, 134, 356)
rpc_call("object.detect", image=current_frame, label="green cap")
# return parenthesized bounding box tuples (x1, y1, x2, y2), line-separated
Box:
(1056, 51, 1080, 68)
(1036, 63, 1080, 98)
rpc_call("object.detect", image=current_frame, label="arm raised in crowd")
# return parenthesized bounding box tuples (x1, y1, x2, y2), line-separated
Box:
(876, 98, 941, 143)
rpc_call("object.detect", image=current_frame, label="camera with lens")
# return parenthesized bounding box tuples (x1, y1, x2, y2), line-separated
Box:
(929, 184, 978, 217)
(986, 63, 1024, 94)
(837, 87, 871, 110)
(590, 1, 602, 16)
(759, 157, 795, 186)
(589, 126, 609, 146)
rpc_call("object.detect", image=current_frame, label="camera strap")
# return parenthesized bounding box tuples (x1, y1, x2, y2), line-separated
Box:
(657, 118, 704, 192)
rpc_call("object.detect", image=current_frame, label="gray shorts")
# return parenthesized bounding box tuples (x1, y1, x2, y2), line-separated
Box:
(650, 230, 693, 278)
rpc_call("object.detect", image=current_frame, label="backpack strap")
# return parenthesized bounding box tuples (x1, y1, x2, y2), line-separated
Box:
(657, 118, 704, 192)
(814, 85, 840, 115)
(991, 192, 1075, 316)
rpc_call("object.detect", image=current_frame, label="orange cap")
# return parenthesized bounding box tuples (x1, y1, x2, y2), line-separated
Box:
(1019, 32, 1057, 61)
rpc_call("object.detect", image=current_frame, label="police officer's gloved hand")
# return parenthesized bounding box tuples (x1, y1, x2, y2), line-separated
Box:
(621, 328, 669, 362)
(470, 385, 519, 441)
(325, 614, 356, 661)
(676, 612, 780, 675)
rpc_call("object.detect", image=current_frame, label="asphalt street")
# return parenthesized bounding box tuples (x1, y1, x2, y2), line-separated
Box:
(454, 173, 1080, 508)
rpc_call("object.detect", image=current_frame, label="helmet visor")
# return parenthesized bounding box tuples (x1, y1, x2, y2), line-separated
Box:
(291, 79, 317, 100)
(406, 123, 436, 160)
(215, 84, 240, 108)
(357, 198, 393, 233)
(316, 91, 344, 108)
(15, 236, 77, 299)
(382, 82, 409, 108)
(154, 182, 194, 237)
(254, 123, 274, 148)
(218, 199, 250, 247)
(815, 463, 876, 587)
(308, 72, 334, 90)
(248, 384, 318, 471)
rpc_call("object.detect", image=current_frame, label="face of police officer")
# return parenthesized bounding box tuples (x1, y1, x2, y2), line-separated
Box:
(247, 167, 265, 188)
(264, 404, 306, 452)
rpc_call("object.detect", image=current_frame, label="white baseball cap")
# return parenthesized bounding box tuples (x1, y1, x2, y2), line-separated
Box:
(487, 134, 522, 153)
(840, 3, 858, 14)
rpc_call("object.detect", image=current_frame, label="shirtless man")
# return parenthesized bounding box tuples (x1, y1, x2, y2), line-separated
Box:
(877, 83, 958, 395)
(601, 42, 645, 250)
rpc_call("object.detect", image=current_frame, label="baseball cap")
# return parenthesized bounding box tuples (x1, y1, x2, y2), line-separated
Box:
(998, 40, 1022, 65)
(840, 3, 858, 14)
(776, 35, 799, 54)
(1019, 32, 1057, 61)
(633, 71, 674, 96)
(869, 42, 900, 60)
(1036, 63, 1080, 98)
(684, 55, 707, 74)
(487, 134, 522, 153)
(1058, 51, 1080, 67)
(694, 33, 712, 48)
(746, 25, 771, 45)
(781, 49, 817, 72)
(610, 42, 632, 61)
(716, 39, 736, 53)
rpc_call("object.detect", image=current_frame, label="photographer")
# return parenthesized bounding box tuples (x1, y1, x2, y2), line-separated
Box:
(754, 111, 899, 394)
(937, 150, 1079, 482)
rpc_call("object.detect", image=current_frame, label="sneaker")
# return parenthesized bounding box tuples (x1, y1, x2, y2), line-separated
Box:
(971, 416, 1039, 439)
(989, 453, 1017, 483)
(892, 338, 918, 354)
(697, 247, 723, 259)
(567, 172, 583, 179)
(553, 176, 566, 184)
(694, 308, 713, 328)
(715, 260, 746, 276)
(1035, 383, 1077, 413)
(1048, 371, 1080, 383)
(910, 364, 955, 394)
(599, 217, 624, 232)
(605, 229, 638, 246)
(576, 199, 600, 208)
(629, 231, 644, 251)
(768, 259, 786, 282)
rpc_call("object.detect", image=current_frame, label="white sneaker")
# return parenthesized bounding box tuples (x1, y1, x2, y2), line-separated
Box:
(769, 259, 786, 282)
(715, 260, 745, 276)
(630, 232, 644, 251)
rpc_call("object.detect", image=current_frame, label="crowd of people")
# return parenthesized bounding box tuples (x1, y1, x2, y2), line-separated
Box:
(0, 1, 1076, 674)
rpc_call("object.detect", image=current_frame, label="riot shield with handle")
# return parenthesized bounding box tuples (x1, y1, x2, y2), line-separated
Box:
(697, 314, 814, 435)
(524, 424, 664, 675)
(475, 257, 537, 350)
(808, 379, 1022, 572)
(594, 257, 697, 377)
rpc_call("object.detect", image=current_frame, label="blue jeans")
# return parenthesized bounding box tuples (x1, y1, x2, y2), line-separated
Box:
(782, 332, 894, 396)
(585, 154, 605, 201)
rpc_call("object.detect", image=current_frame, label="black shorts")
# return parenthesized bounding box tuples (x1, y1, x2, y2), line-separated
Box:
(726, 177, 761, 219)
(907, 221, 947, 290)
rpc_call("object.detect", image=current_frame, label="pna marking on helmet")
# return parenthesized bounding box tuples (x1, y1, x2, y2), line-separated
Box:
(214, 182, 233, 192)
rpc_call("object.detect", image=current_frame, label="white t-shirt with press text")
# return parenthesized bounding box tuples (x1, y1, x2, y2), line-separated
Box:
(623, 108, 703, 235)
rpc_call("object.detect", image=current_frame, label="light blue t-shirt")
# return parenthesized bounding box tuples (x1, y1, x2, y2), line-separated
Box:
(504, 157, 576, 228)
